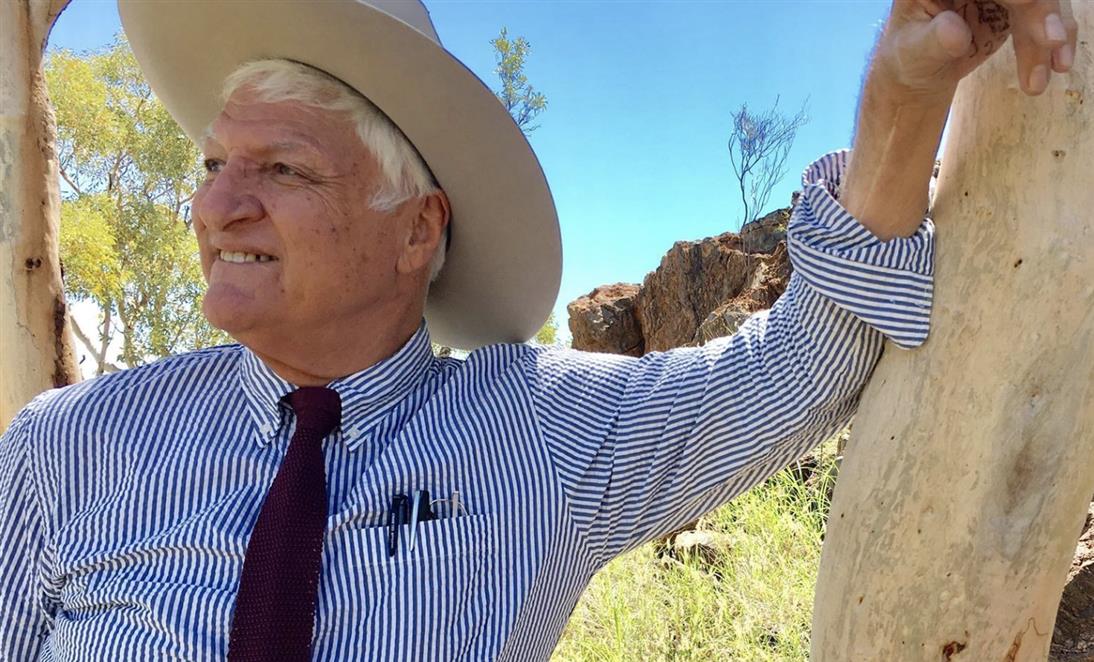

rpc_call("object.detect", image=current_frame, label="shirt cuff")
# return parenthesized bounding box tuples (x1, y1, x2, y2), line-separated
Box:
(787, 149, 935, 350)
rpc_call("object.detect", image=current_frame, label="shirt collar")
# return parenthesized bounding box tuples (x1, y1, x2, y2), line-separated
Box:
(239, 321, 435, 450)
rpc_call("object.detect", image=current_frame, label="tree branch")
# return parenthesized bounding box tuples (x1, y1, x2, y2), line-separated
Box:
(70, 315, 100, 359)
(71, 314, 120, 376)
(59, 166, 84, 197)
(98, 306, 113, 373)
(728, 97, 809, 226)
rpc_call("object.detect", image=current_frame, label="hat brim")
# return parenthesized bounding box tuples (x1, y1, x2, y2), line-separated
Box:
(118, 0, 561, 350)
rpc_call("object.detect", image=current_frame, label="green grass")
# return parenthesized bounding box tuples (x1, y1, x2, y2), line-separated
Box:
(552, 436, 842, 662)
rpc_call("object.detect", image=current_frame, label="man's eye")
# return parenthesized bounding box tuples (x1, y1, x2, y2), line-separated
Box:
(274, 163, 301, 177)
(203, 158, 223, 174)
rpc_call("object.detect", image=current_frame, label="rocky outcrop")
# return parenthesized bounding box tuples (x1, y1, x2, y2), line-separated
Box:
(639, 214, 792, 353)
(566, 283, 643, 357)
(568, 208, 792, 355)
(636, 233, 762, 352)
(694, 242, 790, 346)
(1052, 500, 1094, 662)
(740, 208, 789, 254)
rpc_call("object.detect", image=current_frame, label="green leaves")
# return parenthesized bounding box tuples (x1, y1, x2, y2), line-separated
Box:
(534, 311, 559, 346)
(59, 194, 124, 305)
(47, 37, 227, 374)
(491, 27, 548, 135)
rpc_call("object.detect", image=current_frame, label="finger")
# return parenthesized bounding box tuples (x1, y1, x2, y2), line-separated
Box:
(1009, 1, 1065, 95)
(1050, 1, 1078, 73)
(1012, 0, 1068, 47)
(1012, 27, 1053, 95)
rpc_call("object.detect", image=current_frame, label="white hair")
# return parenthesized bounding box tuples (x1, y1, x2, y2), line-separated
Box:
(220, 59, 448, 281)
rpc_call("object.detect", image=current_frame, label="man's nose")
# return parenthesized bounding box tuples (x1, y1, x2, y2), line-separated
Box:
(194, 160, 264, 231)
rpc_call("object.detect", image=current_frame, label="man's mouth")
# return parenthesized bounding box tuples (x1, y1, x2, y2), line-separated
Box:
(219, 250, 278, 264)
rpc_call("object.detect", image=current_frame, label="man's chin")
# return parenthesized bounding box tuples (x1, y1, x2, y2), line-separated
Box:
(202, 294, 262, 338)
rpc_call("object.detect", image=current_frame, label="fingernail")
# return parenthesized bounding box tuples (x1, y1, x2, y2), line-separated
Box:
(1045, 14, 1067, 42)
(1057, 44, 1074, 70)
(1029, 64, 1049, 94)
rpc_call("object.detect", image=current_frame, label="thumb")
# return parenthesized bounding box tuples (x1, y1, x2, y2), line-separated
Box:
(923, 10, 975, 60)
(897, 9, 975, 66)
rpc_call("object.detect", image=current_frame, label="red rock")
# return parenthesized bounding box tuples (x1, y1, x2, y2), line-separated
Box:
(636, 232, 762, 352)
(567, 283, 643, 356)
(566, 209, 792, 356)
(740, 208, 789, 255)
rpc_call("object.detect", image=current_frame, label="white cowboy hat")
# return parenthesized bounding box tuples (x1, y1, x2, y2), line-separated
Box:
(117, 0, 561, 350)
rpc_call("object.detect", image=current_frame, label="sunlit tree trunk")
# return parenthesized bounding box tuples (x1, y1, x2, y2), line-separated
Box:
(811, 6, 1094, 660)
(0, 0, 77, 432)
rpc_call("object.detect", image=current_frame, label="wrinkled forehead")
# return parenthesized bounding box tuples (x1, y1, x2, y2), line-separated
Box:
(200, 94, 359, 158)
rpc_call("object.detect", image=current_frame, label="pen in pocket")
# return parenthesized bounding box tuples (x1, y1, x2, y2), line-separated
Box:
(408, 489, 435, 551)
(387, 494, 409, 557)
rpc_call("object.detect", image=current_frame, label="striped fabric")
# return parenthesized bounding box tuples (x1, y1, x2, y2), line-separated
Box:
(0, 151, 934, 661)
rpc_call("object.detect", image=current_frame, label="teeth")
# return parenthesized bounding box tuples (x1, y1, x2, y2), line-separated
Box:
(219, 251, 276, 264)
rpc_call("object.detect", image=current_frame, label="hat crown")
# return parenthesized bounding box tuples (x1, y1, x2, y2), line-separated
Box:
(360, 0, 440, 43)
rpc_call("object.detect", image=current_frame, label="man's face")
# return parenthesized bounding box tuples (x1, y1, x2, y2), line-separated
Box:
(193, 90, 412, 351)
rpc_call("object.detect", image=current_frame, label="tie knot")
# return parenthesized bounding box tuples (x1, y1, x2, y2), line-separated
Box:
(284, 387, 342, 436)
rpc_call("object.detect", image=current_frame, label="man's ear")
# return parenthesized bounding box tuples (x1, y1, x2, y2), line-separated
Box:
(396, 189, 450, 275)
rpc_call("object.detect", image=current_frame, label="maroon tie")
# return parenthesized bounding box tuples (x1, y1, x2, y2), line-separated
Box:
(228, 387, 341, 661)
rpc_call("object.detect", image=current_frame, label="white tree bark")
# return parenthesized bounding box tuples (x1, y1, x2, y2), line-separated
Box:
(0, 0, 77, 432)
(812, 7, 1094, 660)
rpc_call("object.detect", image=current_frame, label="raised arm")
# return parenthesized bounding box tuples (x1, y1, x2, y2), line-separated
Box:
(528, 0, 1078, 566)
(529, 151, 934, 566)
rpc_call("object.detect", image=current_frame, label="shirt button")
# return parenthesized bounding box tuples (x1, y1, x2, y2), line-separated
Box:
(258, 423, 273, 435)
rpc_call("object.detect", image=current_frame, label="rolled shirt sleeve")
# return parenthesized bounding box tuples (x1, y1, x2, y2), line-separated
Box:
(530, 150, 936, 565)
(790, 149, 934, 349)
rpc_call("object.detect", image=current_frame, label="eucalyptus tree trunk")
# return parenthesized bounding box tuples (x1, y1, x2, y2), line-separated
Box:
(0, 0, 77, 432)
(812, 6, 1093, 660)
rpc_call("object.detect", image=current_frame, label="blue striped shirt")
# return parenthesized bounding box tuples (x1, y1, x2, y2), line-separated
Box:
(0, 151, 934, 661)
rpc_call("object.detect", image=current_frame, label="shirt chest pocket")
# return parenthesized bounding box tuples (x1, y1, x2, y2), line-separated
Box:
(318, 513, 501, 661)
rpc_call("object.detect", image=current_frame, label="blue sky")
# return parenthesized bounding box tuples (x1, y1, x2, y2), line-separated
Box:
(48, 0, 894, 342)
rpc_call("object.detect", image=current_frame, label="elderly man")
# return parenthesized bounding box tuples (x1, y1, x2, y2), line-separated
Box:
(0, 0, 1076, 659)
